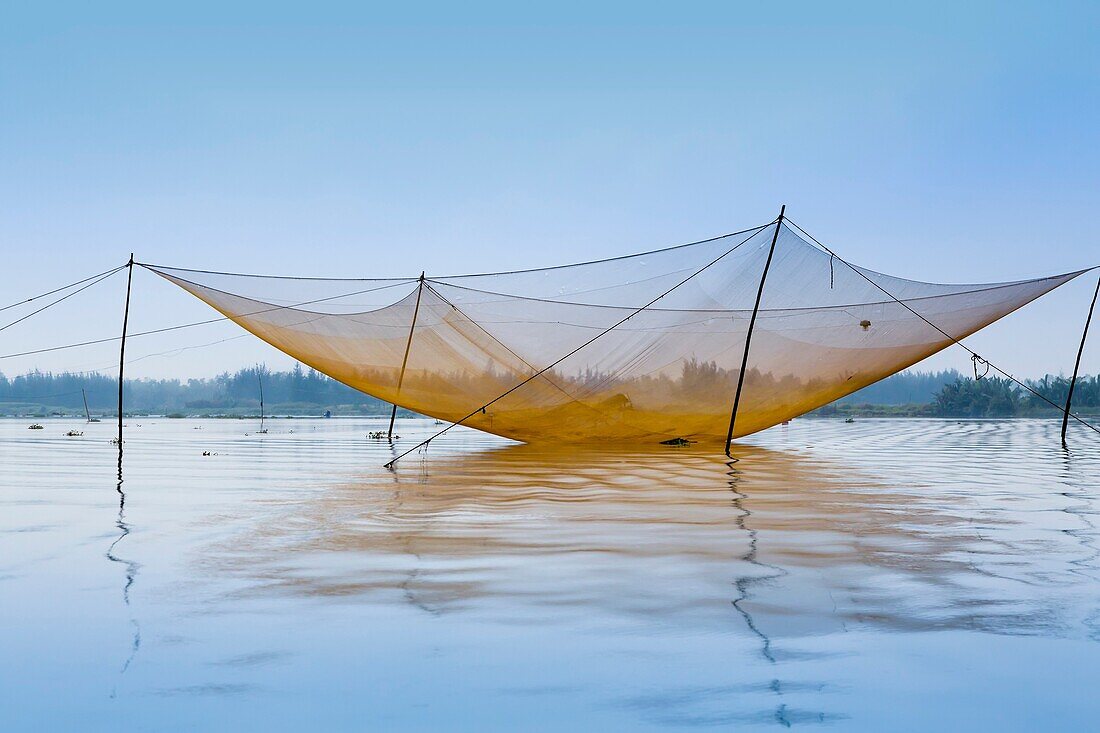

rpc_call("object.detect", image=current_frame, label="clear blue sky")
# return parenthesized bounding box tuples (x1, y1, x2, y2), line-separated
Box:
(1, 2, 1098, 379)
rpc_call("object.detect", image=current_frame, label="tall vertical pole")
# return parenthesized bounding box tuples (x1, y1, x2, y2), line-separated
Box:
(117, 255, 135, 471)
(725, 206, 784, 458)
(258, 373, 266, 434)
(388, 272, 426, 438)
(1062, 274, 1100, 448)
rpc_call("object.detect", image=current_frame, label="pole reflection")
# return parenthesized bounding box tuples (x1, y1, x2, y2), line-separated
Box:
(107, 449, 140, 696)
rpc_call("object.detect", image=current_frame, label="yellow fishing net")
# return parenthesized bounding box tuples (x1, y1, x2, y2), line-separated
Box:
(147, 221, 1081, 443)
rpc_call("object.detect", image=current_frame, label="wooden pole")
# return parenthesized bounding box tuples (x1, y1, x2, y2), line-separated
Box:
(258, 373, 266, 433)
(388, 272, 426, 438)
(1062, 274, 1100, 448)
(725, 206, 784, 458)
(117, 255, 134, 466)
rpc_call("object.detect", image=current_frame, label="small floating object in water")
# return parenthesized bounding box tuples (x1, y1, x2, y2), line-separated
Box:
(368, 431, 394, 439)
(202, 450, 218, 456)
(110, 437, 122, 445)
(28, 423, 44, 430)
(844, 417, 855, 423)
(860, 319, 872, 330)
(433, 420, 444, 425)
(88, 417, 101, 423)
(660, 437, 695, 446)
(65, 430, 83, 437)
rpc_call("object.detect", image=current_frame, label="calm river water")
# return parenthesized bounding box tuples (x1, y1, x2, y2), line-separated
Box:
(2, 417, 1099, 731)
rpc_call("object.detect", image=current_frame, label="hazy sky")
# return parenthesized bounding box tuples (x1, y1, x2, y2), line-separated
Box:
(2, 2, 1098, 381)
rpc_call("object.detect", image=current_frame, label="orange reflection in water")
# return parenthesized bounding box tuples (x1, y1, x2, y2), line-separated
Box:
(203, 431, 1089, 643)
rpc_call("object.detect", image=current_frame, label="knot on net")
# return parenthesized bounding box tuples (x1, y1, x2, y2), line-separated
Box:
(971, 354, 990, 380)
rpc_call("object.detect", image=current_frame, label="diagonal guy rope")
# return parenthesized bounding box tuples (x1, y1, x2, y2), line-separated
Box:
(0, 264, 129, 314)
(0, 264, 128, 333)
(785, 217, 1100, 437)
(382, 222, 773, 468)
(0, 269, 417, 361)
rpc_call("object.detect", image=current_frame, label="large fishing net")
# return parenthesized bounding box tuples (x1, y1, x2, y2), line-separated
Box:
(145, 221, 1082, 443)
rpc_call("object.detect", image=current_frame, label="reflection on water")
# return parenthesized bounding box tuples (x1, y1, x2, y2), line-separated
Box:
(221, 436, 1099, 639)
(1, 417, 1099, 730)
(106, 469, 141, 692)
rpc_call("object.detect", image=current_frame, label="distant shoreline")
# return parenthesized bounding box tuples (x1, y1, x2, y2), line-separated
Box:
(4, 412, 1095, 421)
(3, 366, 1096, 421)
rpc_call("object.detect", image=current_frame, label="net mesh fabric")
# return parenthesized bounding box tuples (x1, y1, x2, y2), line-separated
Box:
(147, 223, 1081, 443)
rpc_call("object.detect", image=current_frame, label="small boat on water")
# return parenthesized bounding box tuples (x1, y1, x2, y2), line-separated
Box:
(28, 423, 44, 430)
(66, 430, 83, 437)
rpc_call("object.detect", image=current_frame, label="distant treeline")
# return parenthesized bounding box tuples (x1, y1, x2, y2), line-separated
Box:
(1, 365, 1096, 418)
(821, 372, 1100, 418)
(932, 374, 1100, 417)
(835, 369, 964, 405)
(0, 364, 392, 416)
